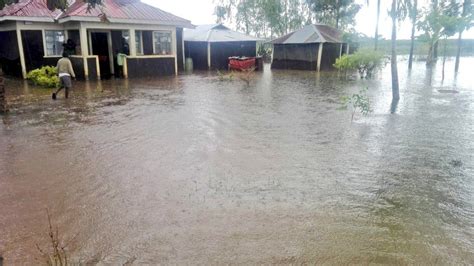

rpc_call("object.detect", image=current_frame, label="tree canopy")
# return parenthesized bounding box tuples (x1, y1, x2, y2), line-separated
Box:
(305, 0, 361, 30)
(214, 0, 309, 38)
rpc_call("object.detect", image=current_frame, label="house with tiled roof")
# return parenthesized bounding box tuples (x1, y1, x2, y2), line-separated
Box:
(0, 0, 193, 79)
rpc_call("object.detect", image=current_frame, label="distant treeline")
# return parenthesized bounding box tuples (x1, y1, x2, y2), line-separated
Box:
(358, 39, 474, 56)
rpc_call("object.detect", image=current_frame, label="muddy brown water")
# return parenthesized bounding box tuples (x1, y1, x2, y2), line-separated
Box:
(0, 58, 473, 264)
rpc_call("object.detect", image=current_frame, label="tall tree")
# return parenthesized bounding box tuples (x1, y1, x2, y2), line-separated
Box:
(454, 0, 473, 73)
(438, 0, 464, 81)
(418, 0, 464, 68)
(408, 0, 418, 70)
(305, 0, 361, 30)
(390, 0, 400, 102)
(418, 2, 443, 67)
(432, 0, 440, 60)
(214, 0, 307, 38)
(389, 0, 408, 104)
(374, 0, 381, 50)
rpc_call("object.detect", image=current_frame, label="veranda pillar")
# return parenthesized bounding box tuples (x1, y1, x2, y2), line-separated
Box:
(317, 43, 324, 72)
(79, 24, 89, 79)
(16, 28, 27, 79)
(207, 42, 211, 69)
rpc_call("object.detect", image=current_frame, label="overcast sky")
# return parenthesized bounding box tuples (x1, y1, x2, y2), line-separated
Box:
(144, 0, 474, 39)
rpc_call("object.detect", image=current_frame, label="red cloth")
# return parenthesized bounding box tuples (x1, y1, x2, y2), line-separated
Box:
(228, 57, 256, 71)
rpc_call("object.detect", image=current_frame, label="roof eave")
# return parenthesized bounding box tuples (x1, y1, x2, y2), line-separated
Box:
(58, 16, 194, 28)
(0, 16, 55, 22)
(58, 16, 101, 23)
(107, 18, 194, 28)
(185, 39, 260, 43)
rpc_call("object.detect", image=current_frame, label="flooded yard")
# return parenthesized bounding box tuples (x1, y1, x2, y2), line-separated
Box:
(0, 58, 473, 264)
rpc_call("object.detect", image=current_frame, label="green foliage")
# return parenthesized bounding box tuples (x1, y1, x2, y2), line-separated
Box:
(214, 0, 308, 38)
(334, 50, 385, 79)
(339, 87, 373, 122)
(26, 66, 60, 88)
(0, 0, 15, 9)
(305, 0, 361, 30)
(217, 69, 234, 81)
(257, 44, 272, 61)
(417, 0, 467, 65)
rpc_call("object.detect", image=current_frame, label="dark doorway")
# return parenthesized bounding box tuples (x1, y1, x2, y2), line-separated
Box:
(90, 32, 112, 79)
(21, 30, 45, 71)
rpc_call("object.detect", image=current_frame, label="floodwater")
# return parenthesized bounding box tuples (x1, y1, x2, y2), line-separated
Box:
(0, 57, 473, 264)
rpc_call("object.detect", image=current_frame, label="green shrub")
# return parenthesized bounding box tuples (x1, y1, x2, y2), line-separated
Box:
(257, 44, 272, 62)
(334, 50, 386, 79)
(26, 66, 60, 88)
(339, 87, 373, 122)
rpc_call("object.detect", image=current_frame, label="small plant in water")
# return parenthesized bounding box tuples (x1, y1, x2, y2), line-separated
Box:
(216, 69, 234, 82)
(340, 87, 373, 122)
(236, 67, 256, 87)
(36, 209, 69, 266)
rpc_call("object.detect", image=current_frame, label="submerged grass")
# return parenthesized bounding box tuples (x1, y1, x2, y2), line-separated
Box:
(36, 210, 69, 266)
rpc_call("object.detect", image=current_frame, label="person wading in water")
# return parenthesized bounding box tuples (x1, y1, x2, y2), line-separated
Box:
(52, 52, 76, 100)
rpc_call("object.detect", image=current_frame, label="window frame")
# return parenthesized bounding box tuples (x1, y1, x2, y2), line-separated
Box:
(135, 30, 144, 55)
(44, 30, 66, 57)
(152, 30, 173, 56)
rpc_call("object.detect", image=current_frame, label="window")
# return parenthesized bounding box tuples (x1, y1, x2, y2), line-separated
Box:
(45, 30, 65, 56)
(135, 30, 143, 55)
(153, 31, 172, 55)
(121, 30, 129, 42)
(120, 30, 130, 55)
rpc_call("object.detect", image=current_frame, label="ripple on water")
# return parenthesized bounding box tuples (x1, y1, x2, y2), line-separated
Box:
(1, 59, 473, 264)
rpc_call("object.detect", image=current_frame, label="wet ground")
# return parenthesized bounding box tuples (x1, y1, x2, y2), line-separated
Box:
(0, 58, 473, 264)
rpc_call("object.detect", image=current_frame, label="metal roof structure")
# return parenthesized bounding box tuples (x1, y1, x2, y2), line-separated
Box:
(0, 0, 193, 27)
(184, 24, 261, 43)
(0, 0, 61, 22)
(58, 0, 192, 27)
(270, 24, 344, 44)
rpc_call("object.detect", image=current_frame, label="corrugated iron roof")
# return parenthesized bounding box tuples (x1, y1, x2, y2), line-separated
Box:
(58, 0, 193, 27)
(270, 24, 344, 44)
(0, 0, 192, 27)
(184, 24, 261, 43)
(0, 0, 61, 21)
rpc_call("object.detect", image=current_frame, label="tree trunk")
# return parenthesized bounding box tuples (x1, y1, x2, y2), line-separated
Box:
(374, 0, 381, 50)
(408, 0, 417, 70)
(391, 0, 400, 101)
(433, 40, 439, 59)
(442, 37, 447, 82)
(431, 0, 439, 61)
(454, 31, 463, 73)
(426, 39, 435, 67)
(455, 0, 468, 73)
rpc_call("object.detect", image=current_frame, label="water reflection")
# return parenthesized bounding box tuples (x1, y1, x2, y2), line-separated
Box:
(0, 58, 473, 264)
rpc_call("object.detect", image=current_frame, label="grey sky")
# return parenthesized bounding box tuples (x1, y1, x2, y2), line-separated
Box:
(145, 0, 474, 39)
